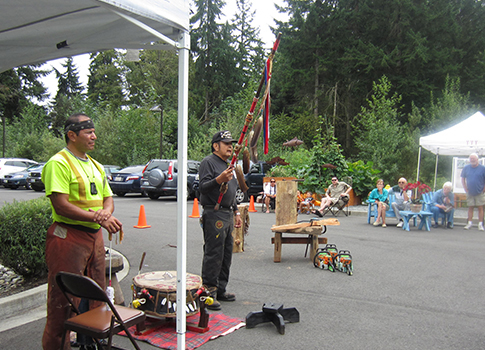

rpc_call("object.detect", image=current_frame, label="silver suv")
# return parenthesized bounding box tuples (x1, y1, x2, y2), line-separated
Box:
(140, 159, 200, 200)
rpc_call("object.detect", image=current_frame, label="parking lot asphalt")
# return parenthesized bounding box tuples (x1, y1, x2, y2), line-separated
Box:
(1, 189, 484, 349)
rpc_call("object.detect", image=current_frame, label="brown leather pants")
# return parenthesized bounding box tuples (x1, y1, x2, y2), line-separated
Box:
(42, 223, 105, 350)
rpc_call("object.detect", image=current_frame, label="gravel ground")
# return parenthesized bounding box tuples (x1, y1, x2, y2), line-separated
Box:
(0, 264, 25, 296)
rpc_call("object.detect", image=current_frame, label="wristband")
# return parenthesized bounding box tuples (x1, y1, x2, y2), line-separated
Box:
(235, 212, 240, 216)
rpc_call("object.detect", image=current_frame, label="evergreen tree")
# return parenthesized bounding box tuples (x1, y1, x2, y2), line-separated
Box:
(49, 57, 84, 137)
(54, 57, 83, 97)
(190, 0, 242, 122)
(87, 50, 124, 110)
(0, 65, 48, 156)
(232, 0, 265, 81)
(354, 76, 409, 181)
(125, 50, 179, 109)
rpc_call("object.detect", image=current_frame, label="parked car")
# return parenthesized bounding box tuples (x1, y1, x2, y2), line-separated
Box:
(108, 165, 147, 197)
(2, 163, 43, 189)
(192, 161, 273, 204)
(0, 158, 38, 178)
(140, 159, 200, 200)
(104, 165, 122, 180)
(26, 163, 46, 192)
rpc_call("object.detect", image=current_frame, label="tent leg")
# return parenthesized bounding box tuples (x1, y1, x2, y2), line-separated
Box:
(416, 146, 422, 182)
(176, 31, 190, 350)
(433, 153, 439, 191)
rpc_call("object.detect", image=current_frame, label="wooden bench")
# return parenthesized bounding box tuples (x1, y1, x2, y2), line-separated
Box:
(271, 219, 339, 262)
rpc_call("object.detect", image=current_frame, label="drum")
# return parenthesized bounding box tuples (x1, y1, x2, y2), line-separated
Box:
(132, 271, 202, 318)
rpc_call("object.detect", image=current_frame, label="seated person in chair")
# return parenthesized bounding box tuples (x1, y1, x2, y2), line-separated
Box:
(369, 179, 389, 228)
(391, 177, 412, 228)
(263, 178, 277, 213)
(431, 181, 454, 229)
(299, 191, 314, 214)
(312, 177, 351, 217)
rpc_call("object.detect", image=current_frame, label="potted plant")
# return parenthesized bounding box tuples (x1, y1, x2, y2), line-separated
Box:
(404, 181, 431, 212)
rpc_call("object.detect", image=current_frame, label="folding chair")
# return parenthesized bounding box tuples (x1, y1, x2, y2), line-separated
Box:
(322, 196, 349, 217)
(56, 271, 145, 350)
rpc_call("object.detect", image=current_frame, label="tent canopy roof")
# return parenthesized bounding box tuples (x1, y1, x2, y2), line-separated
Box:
(419, 111, 485, 156)
(0, 0, 189, 73)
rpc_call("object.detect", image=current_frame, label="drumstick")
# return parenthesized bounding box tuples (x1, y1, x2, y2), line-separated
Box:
(138, 252, 146, 275)
(106, 233, 115, 309)
(108, 236, 112, 286)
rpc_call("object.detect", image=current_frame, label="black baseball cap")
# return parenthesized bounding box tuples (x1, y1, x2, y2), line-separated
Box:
(212, 130, 237, 144)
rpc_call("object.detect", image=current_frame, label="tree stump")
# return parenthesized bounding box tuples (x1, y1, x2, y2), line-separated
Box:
(275, 180, 297, 226)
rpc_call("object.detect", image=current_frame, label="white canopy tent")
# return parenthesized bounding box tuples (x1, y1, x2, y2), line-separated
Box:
(418, 111, 485, 189)
(1, 0, 191, 347)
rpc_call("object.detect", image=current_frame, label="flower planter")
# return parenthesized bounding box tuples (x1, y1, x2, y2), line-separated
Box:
(347, 189, 361, 206)
(410, 203, 422, 213)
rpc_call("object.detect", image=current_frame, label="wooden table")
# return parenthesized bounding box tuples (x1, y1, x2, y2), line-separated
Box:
(400, 210, 433, 231)
(271, 219, 339, 262)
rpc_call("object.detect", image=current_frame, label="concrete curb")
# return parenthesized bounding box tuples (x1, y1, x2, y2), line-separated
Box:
(0, 283, 47, 319)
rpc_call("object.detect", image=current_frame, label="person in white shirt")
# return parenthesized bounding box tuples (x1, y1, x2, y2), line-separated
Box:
(263, 178, 277, 213)
(391, 177, 412, 228)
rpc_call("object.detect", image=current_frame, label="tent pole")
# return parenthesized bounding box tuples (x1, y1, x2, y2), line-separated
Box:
(176, 31, 190, 349)
(433, 152, 439, 191)
(416, 146, 422, 182)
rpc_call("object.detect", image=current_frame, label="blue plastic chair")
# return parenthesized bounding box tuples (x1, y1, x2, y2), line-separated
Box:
(367, 194, 396, 224)
(423, 192, 447, 225)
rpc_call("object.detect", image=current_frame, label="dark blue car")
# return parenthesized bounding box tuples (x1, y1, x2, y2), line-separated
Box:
(108, 165, 146, 197)
(3, 163, 44, 190)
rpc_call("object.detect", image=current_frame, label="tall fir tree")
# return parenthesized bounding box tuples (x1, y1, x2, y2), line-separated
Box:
(232, 0, 265, 81)
(49, 57, 84, 137)
(0, 65, 48, 156)
(190, 0, 241, 123)
(87, 50, 124, 110)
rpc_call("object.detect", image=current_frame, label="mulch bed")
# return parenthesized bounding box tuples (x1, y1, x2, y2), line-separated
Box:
(0, 275, 47, 298)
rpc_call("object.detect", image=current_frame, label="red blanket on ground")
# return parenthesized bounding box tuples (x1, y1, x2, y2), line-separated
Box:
(124, 313, 245, 350)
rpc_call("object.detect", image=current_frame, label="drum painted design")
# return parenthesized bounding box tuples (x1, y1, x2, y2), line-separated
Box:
(132, 271, 202, 318)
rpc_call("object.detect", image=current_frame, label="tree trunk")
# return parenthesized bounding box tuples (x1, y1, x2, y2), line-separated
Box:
(314, 56, 319, 120)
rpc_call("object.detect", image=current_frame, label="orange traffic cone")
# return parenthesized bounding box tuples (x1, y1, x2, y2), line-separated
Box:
(134, 205, 151, 229)
(248, 195, 257, 213)
(189, 198, 200, 218)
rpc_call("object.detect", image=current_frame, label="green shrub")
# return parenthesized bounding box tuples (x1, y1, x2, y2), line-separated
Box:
(0, 196, 51, 277)
(347, 160, 381, 198)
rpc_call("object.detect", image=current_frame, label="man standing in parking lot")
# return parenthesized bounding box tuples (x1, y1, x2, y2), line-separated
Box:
(41, 113, 123, 349)
(198, 130, 242, 310)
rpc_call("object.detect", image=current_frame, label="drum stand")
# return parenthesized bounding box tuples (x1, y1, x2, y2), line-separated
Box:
(245, 302, 300, 335)
(187, 289, 210, 333)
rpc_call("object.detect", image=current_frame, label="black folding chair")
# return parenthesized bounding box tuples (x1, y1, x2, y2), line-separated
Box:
(56, 271, 145, 350)
(322, 196, 349, 217)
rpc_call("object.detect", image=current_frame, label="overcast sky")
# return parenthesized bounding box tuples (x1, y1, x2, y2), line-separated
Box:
(41, 0, 287, 101)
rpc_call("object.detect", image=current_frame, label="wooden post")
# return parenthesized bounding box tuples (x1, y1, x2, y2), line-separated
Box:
(275, 180, 297, 226)
(233, 204, 249, 253)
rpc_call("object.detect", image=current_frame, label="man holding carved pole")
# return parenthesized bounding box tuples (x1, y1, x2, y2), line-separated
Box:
(199, 130, 242, 310)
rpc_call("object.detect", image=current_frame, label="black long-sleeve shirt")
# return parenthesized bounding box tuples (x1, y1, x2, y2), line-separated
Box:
(199, 153, 237, 209)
